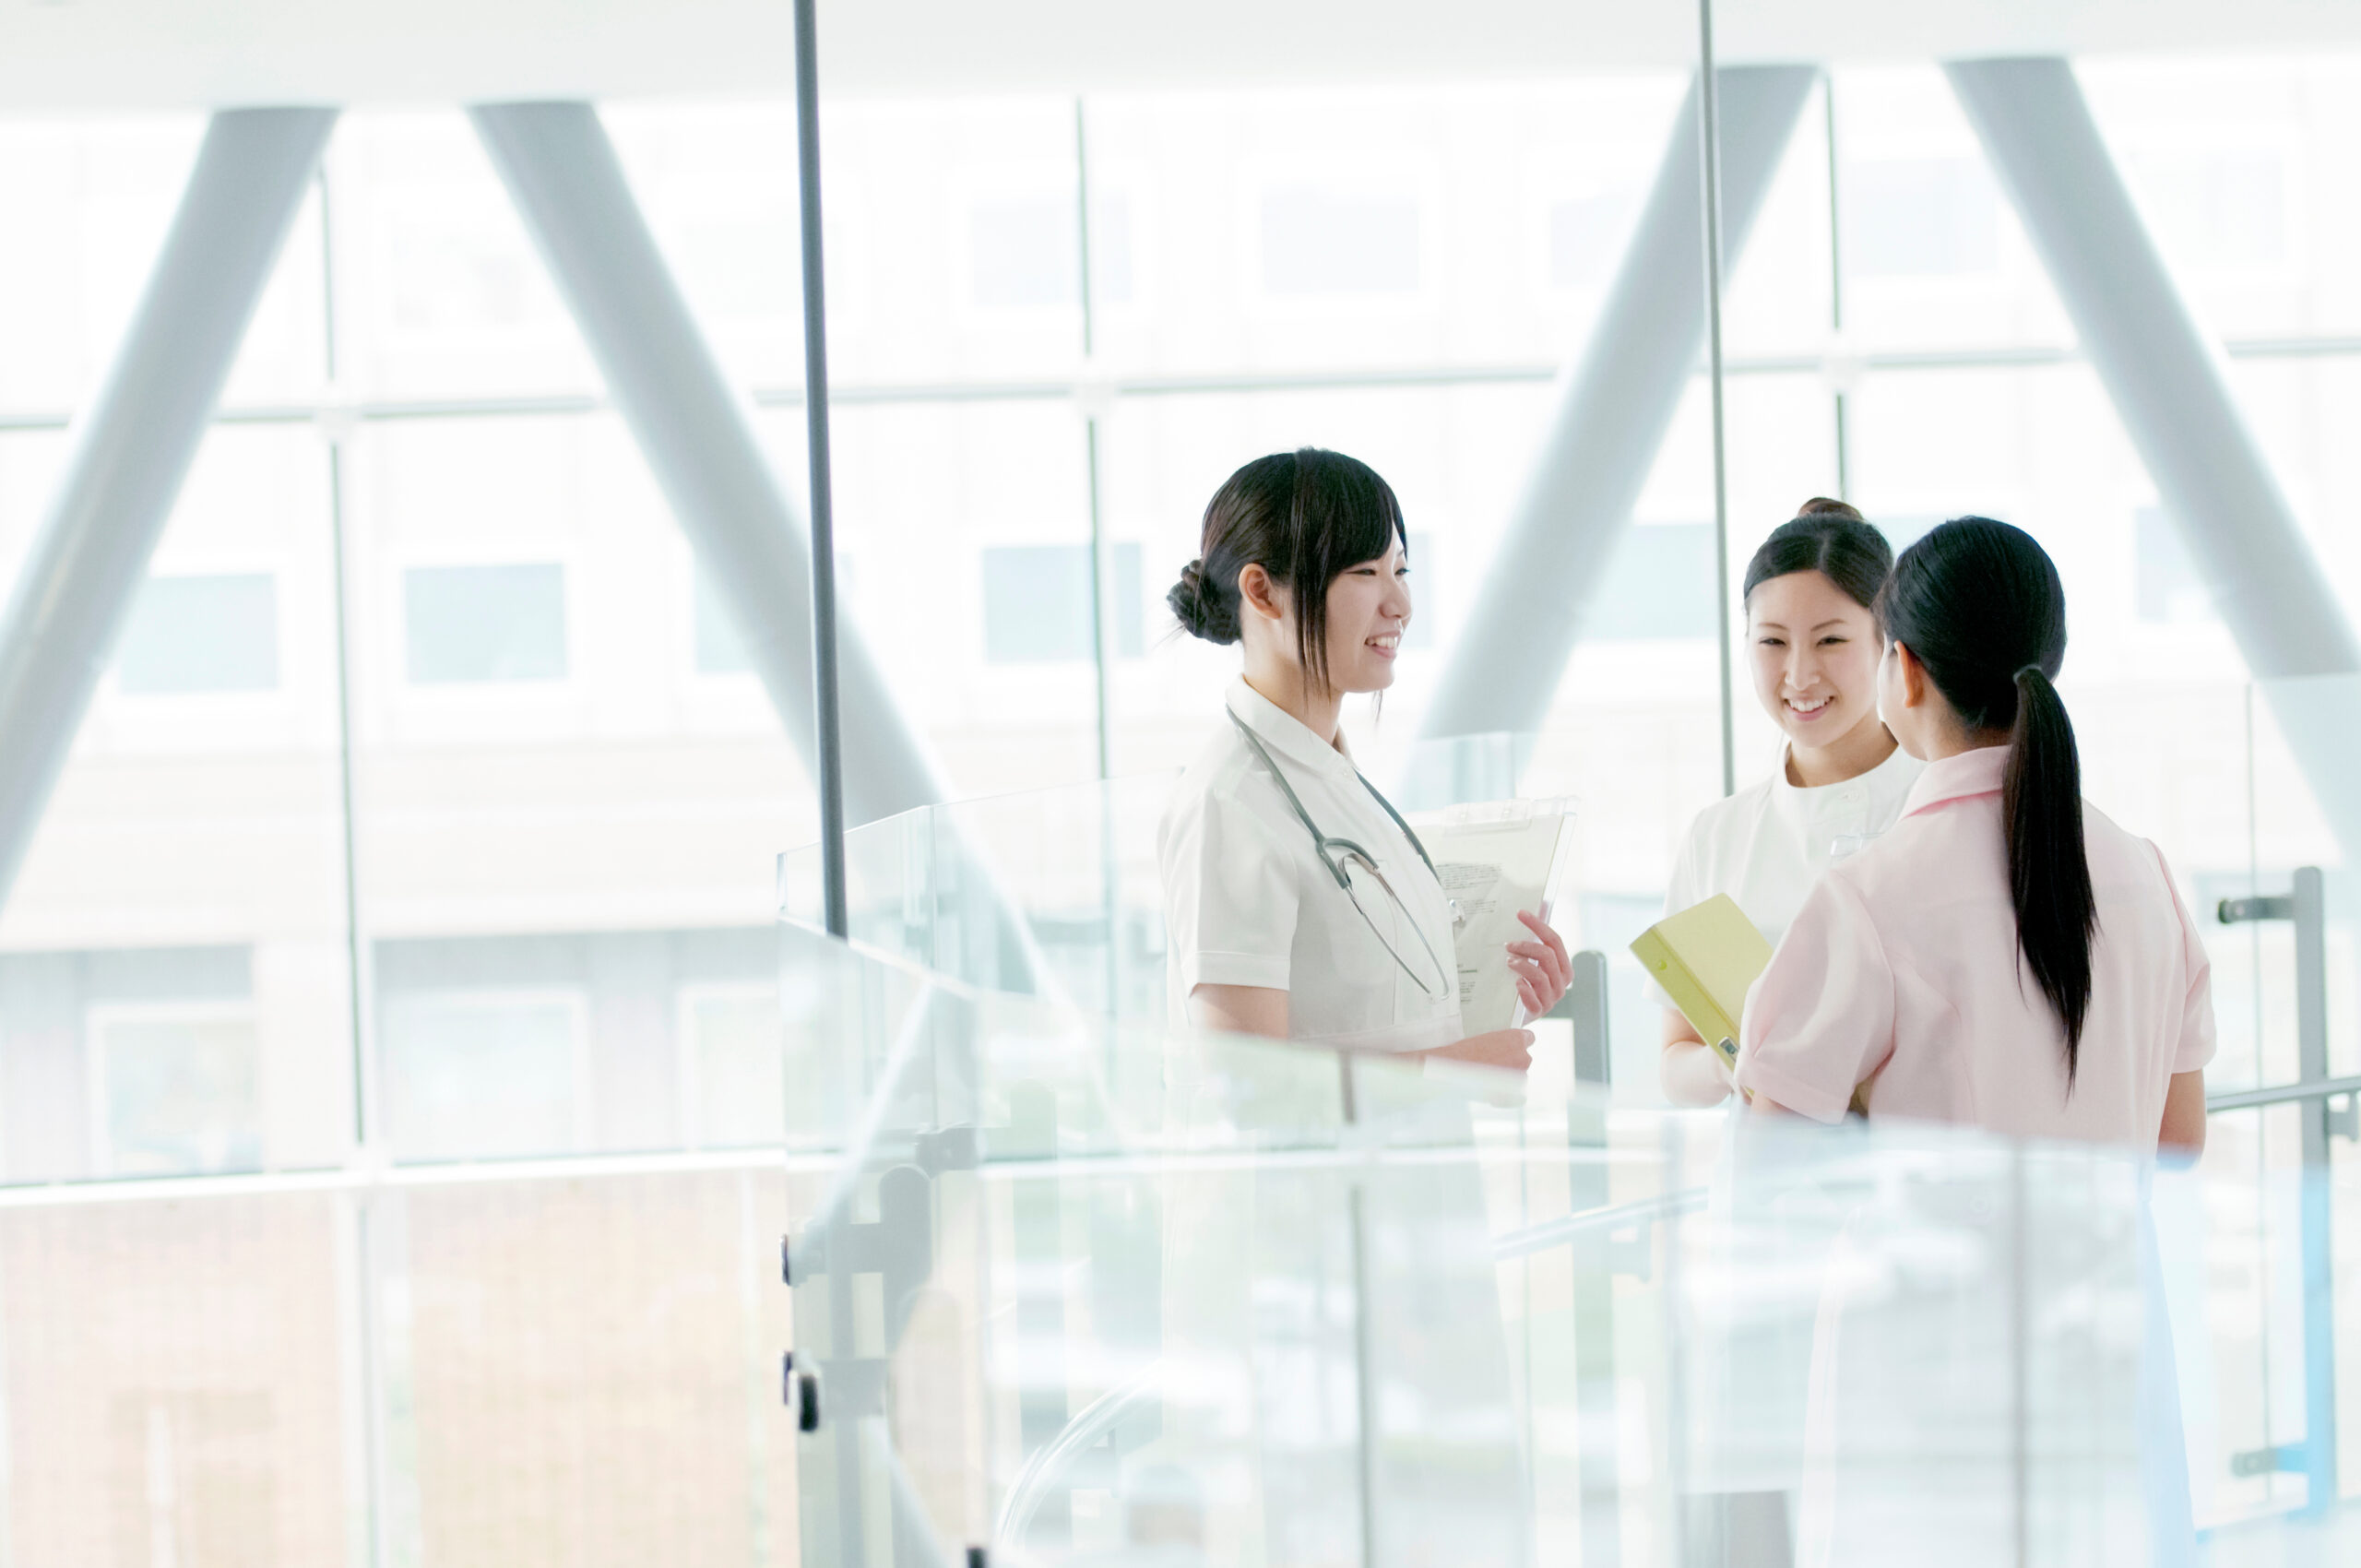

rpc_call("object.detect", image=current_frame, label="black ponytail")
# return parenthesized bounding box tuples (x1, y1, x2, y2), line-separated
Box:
(1877, 518, 2096, 1086)
(2003, 664, 2095, 1077)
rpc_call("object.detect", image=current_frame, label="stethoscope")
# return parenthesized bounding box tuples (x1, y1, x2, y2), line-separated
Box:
(1227, 709, 1458, 997)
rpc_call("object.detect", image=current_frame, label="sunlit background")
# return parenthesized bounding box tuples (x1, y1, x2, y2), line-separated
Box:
(4, 3, 2361, 1560)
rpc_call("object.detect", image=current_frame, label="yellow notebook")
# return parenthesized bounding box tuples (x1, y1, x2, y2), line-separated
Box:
(1630, 894, 1773, 1071)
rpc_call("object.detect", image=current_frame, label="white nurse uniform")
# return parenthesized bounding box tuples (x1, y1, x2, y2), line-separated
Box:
(1159, 676, 1463, 1053)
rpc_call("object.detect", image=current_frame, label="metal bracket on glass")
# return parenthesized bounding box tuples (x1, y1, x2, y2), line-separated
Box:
(781, 1352, 824, 1431)
(782, 1158, 936, 1443)
(2217, 894, 2296, 924)
(913, 1123, 985, 1174)
(1545, 949, 1612, 1089)
(2229, 1443, 2310, 1479)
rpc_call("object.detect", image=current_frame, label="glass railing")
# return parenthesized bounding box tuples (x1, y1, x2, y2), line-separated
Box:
(2165, 674, 2361, 1543)
(778, 700, 2361, 1561)
(777, 913, 2204, 1565)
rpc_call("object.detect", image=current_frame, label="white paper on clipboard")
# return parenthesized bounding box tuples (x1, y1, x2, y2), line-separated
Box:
(1410, 798, 1577, 1034)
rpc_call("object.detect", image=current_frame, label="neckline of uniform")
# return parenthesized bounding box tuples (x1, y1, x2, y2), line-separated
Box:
(1227, 676, 1358, 781)
(1769, 736, 1916, 801)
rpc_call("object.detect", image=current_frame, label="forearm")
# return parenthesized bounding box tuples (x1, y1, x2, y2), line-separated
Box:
(1660, 1035, 1734, 1106)
(2158, 1070, 2206, 1157)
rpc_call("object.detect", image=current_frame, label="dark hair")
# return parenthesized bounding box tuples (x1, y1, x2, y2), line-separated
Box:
(1877, 517, 2096, 1084)
(1742, 498, 1892, 617)
(1168, 448, 1407, 694)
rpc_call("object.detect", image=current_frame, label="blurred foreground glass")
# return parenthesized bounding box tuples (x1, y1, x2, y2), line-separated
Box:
(777, 906, 2177, 1566)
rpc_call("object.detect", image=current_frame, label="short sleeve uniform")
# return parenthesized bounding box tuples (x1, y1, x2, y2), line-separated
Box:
(1157, 682, 1522, 1559)
(1665, 742, 1926, 947)
(1736, 746, 2216, 1146)
(1159, 677, 1464, 1053)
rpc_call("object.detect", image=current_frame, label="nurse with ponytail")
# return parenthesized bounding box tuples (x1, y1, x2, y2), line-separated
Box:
(1736, 517, 2213, 1152)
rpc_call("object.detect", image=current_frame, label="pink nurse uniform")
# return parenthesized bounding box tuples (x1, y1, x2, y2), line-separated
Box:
(1734, 745, 2214, 1147)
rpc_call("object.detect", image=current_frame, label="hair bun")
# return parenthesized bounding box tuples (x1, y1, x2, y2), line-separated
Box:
(1168, 557, 1241, 645)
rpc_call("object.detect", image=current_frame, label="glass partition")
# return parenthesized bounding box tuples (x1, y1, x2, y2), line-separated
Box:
(778, 908, 2180, 1566)
(12, 9, 2361, 1564)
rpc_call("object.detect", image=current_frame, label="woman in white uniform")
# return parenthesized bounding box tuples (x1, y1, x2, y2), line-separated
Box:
(1660, 499, 1925, 1106)
(1658, 501, 1921, 1568)
(1156, 448, 1565, 1563)
(1161, 446, 1570, 1061)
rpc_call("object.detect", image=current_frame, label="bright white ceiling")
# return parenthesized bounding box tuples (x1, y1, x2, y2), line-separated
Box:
(2, 0, 2358, 110)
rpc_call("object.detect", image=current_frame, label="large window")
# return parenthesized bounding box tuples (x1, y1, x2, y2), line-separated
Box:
(5, 37, 2361, 1557)
(402, 563, 568, 684)
(1258, 185, 1424, 297)
(1843, 157, 2001, 277)
(6, 66, 2356, 1184)
(114, 573, 279, 695)
(980, 542, 1145, 663)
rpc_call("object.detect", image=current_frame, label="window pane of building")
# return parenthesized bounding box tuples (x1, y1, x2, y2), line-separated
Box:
(403, 563, 567, 683)
(96, 1013, 262, 1177)
(979, 541, 1144, 663)
(1844, 157, 2000, 277)
(115, 573, 279, 695)
(1260, 187, 1422, 296)
(2137, 506, 2214, 624)
(385, 993, 580, 1162)
(969, 196, 1075, 309)
(1588, 523, 1718, 641)
(685, 992, 785, 1148)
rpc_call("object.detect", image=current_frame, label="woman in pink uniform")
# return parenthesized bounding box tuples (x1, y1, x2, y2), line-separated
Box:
(1735, 517, 2211, 1154)
(1736, 519, 2212, 1565)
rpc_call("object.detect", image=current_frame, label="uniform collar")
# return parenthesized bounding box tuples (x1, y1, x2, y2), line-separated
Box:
(1767, 734, 1919, 805)
(1900, 744, 2009, 818)
(1227, 675, 1358, 781)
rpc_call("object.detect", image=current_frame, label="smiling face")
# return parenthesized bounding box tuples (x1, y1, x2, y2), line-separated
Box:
(1747, 567, 1884, 750)
(1318, 532, 1414, 694)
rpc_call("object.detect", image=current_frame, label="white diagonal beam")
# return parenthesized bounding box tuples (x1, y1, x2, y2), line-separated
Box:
(1420, 67, 1818, 741)
(0, 107, 338, 910)
(469, 101, 946, 826)
(1947, 56, 2361, 861)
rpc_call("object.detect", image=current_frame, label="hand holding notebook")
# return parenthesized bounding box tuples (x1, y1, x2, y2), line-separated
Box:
(1630, 894, 1774, 1074)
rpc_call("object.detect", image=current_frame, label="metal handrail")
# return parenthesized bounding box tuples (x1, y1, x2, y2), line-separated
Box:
(2206, 1075, 2361, 1115)
(1491, 1187, 1709, 1263)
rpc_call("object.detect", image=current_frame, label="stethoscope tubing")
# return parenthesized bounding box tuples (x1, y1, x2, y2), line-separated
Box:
(1225, 709, 1453, 996)
(1226, 710, 1439, 887)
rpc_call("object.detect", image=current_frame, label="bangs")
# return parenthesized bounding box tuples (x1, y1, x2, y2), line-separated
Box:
(1286, 449, 1407, 696)
(1301, 459, 1406, 573)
